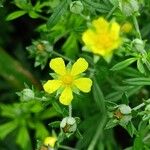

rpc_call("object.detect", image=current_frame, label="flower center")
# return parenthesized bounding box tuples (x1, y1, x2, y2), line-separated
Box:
(99, 33, 113, 48)
(62, 74, 73, 85)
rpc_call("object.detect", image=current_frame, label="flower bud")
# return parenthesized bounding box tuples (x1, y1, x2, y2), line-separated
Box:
(121, 22, 133, 33)
(44, 136, 57, 149)
(119, 0, 139, 16)
(70, 1, 84, 14)
(60, 117, 77, 133)
(20, 89, 35, 101)
(132, 38, 145, 53)
(119, 104, 132, 115)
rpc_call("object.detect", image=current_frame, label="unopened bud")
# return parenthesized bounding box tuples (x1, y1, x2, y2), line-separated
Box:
(119, 104, 132, 115)
(132, 38, 145, 53)
(119, 0, 139, 16)
(20, 89, 34, 101)
(70, 1, 84, 14)
(60, 117, 77, 133)
(121, 22, 133, 33)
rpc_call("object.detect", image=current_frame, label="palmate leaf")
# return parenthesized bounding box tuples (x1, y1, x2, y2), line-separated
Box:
(0, 48, 40, 89)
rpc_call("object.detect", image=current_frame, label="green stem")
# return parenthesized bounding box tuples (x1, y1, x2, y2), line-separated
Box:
(80, 13, 90, 21)
(59, 145, 78, 150)
(132, 99, 150, 111)
(106, 5, 117, 19)
(132, 15, 142, 39)
(69, 104, 72, 117)
(51, 51, 73, 62)
(38, 14, 48, 21)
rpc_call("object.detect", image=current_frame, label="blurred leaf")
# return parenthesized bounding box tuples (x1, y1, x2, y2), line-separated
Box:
(137, 59, 145, 74)
(47, 0, 68, 29)
(35, 123, 49, 139)
(6, 11, 26, 21)
(133, 136, 143, 150)
(83, 0, 111, 13)
(48, 121, 61, 128)
(52, 102, 68, 116)
(111, 58, 137, 71)
(40, 107, 59, 120)
(125, 121, 137, 137)
(92, 77, 106, 112)
(105, 119, 118, 129)
(122, 92, 129, 105)
(16, 126, 31, 149)
(0, 48, 40, 89)
(14, 0, 30, 9)
(105, 86, 142, 102)
(28, 11, 39, 19)
(62, 33, 79, 59)
(124, 77, 150, 85)
(0, 121, 17, 139)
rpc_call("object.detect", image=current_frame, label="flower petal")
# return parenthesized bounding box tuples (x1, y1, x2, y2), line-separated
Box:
(59, 87, 73, 105)
(74, 78, 92, 93)
(71, 58, 88, 76)
(110, 22, 120, 40)
(43, 80, 61, 94)
(50, 57, 66, 75)
(92, 17, 109, 33)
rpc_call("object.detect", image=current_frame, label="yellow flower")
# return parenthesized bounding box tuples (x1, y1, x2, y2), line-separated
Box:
(44, 136, 57, 148)
(43, 57, 92, 105)
(121, 22, 133, 33)
(82, 17, 121, 57)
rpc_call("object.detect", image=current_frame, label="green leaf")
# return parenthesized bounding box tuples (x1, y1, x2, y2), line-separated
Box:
(6, 11, 26, 21)
(105, 119, 118, 129)
(76, 129, 83, 139)
(35, 123, 49, 139)
(16, 126, 31, 149)
(125, 121, 137, 137)
(137, 59, 145, 74)
(47, 0, 68, 29)
(48, 121, 61, 128)
(53, 102, 63, 114)
(122, 92, 129, 105)
(92, 77, 106, 113)
(124, 77, 150, 85)
(62, 33, 79, 59)
(83, 0, 111, 13)
(14, 0, 29, 9)
(40, 107, 59, 120)
(133, 136, 143, 150)
(28, 11, 39, 18)
(109, 0, 119, 6)
(105, 86, 142, 102)
(111, 58, 137, 71)
(0, 121, 17, 139)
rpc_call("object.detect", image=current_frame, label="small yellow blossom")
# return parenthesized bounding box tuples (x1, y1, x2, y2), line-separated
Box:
(44, 136, 57, 148)
(121, 22, 133, 33)
(82, 17, 121, 57)
(43, 57, 92, 105)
